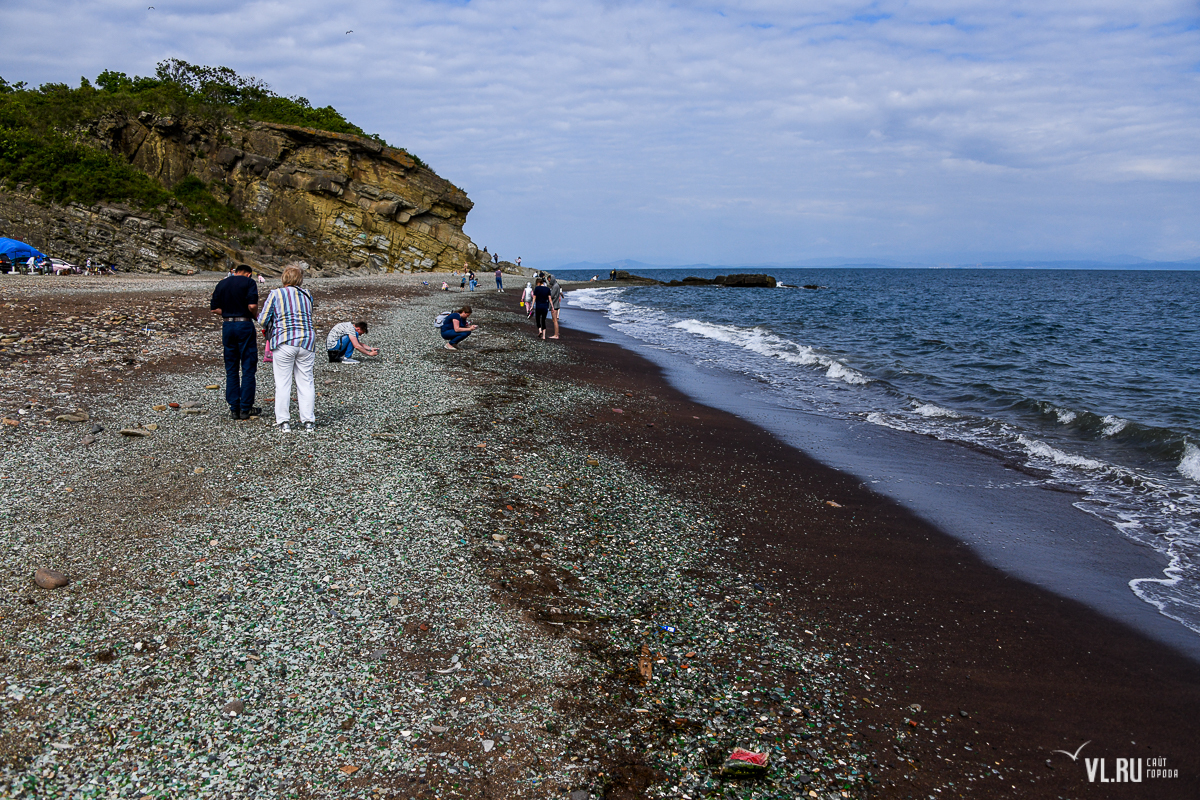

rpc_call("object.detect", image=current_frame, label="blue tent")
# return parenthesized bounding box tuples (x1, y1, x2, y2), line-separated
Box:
(0, 238, 45, 261)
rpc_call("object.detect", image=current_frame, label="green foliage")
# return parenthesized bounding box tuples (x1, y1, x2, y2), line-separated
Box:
(0, 60, 428, 222)
(171, 175, 246, 232)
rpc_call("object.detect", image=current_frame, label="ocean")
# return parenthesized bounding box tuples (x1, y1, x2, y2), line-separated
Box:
(557, 267, 1200, 646)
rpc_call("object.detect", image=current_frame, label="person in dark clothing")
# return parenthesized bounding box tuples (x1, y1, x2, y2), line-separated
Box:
(210, 264, 261, 419)
(440, 306, 477, 350)
(532, 277, 551, 340)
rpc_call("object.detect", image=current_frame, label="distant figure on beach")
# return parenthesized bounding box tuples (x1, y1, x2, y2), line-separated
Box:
(516, 256, 522, 268)
(469, 270, 478, 291)
(258, 265, 317, 433)
(326, 320, 378, 364)
(495, 267, 504, 292)
(533, 277, 551, 340)
(521, 282, 534, 321)
(440, 305, 477, 350)
(493, 253, 499, 264)
(441, 281, 449, 291)
(610, 269, 616, 280)
(591, 275, 598, 281)
(547, 273, 563, 340)
(209, 263, 260, 420)
(460, 274, 467, 291)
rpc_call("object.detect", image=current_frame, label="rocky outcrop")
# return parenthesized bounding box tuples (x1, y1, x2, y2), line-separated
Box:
(0, 112, 485, 275)
(0, 191, 236, 275)
(605, 271, 778, 288)
(665, 274, 777, 288)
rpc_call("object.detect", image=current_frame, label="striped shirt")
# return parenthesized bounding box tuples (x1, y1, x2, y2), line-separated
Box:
(258, 286, 315, 351)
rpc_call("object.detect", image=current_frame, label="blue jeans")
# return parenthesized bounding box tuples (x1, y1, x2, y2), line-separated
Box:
(442, 330, 471, 346)
(222, 320, 257, 411)
(332, 335, 355, 360)
(496, 276, 503, 290)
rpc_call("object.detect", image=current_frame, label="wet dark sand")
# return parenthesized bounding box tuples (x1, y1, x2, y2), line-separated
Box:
(536, 316, 1200, 798)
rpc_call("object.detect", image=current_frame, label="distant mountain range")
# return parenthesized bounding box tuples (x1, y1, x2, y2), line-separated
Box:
(553, 256, 1200, 272)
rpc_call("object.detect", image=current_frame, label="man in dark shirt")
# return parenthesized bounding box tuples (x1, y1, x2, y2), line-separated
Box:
(210, 264, 261, 420)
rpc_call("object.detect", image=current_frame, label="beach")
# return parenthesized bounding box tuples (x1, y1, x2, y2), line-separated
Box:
(0, 273, 1195, 799)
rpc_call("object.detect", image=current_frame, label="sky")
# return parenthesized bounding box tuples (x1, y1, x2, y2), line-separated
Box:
(4, 0, 1200, 267)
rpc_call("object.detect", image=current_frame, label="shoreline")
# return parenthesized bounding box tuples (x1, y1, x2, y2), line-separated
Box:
(556, 300, 1200, 663)
(524, 291, 1200, 797)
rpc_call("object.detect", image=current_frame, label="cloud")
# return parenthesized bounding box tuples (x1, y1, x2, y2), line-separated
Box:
(2, 0, 1199, 263)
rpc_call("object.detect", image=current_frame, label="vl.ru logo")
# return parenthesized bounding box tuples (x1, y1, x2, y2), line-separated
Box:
(1051, 742, 1179, 783)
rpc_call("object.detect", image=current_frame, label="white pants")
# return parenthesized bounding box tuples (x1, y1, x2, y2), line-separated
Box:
(271, 344, 316, 424)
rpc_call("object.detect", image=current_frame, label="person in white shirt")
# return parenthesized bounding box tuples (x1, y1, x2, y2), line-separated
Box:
(326, 320, 378, 364)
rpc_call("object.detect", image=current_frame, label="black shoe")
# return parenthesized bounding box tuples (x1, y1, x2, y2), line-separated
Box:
(246, 406, 262, 418)
(231, 407, 241, 420)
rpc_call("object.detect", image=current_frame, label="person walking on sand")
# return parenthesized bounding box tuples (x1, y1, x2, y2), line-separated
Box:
(547, 272, 564, 339)
(532, 277, 551, 340)
(209, 263, 261, 420)
(258, 264, 317, 433)
(495, 267, 504, 292)
(441, 305, 477, 350)
(520, 281, 534, 321)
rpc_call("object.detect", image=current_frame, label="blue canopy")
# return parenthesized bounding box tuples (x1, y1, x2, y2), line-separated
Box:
(0, 238, 45, 261)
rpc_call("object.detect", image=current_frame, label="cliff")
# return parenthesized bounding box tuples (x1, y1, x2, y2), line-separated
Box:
(0, 112, 483, 276)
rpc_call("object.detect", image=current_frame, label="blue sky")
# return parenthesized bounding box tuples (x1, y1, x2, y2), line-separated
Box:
(5, 0, 1200, 267)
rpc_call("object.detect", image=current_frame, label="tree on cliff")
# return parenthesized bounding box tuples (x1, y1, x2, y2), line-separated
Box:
(0, 61, 414, 225)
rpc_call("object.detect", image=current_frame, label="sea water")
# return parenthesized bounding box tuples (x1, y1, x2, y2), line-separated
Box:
(560, 268, 1200, 639)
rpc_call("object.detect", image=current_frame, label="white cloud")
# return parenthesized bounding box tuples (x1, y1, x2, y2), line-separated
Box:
(3, 0, 1199, 263)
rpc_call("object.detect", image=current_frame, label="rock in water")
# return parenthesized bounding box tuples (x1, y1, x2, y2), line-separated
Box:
(34, 568, 69, 589)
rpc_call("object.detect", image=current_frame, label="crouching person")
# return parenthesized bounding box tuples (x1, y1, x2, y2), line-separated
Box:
(326, 320, 378, 364)
(440, 306, 477, 350)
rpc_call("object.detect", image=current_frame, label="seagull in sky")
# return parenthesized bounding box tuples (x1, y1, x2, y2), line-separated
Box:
(346, 30, 353, 34)
(1051, 741, 1091, 761)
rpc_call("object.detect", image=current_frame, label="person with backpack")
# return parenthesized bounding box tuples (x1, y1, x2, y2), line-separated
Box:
(440, 305, 477, 350)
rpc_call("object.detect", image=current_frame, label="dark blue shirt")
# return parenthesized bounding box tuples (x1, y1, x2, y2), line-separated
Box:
(533, 285, 551, 309)
(210, 275, 259, 318)
(441, 312, 463, 335)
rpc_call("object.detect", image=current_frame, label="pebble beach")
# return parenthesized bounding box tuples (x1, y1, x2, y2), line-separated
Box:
(1, 274, 1196, 800)
(0, 275, 876, 800)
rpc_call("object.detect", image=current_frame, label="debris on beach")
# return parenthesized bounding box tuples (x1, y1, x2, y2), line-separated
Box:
(721, 747, 770, 777)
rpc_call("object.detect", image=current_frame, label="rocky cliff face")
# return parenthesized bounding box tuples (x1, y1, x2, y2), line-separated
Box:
(0, 112, 484, 276)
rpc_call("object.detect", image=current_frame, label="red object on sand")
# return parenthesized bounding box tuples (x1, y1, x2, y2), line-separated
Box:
(728, 748, 768, 766)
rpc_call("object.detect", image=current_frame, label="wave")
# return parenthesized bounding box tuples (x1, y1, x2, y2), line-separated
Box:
(1016, 435, 1107, 470)
(1180, 443, 1200, 482)
(1056, 408, 1078, 424)
(670, 319, 870, 385)
(913, 403, 961, 418)
(1101, 415, 1129, 437)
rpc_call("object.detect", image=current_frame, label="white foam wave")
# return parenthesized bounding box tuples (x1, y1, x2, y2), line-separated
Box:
(1178, 442, 1200, 482)
(866, 412, 907, 431)
(825, 362, 870, 385)
(1101, 415, 1129, 437)
(913, 403, 961, 418)
(566, 287, 625, 311)
(1017, 435, 1107, 470)
(1055, 408, 1077, 424)
(671, 319, 870, 384)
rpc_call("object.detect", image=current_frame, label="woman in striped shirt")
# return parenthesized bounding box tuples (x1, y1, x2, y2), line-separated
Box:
(257, 264, 317, 433)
